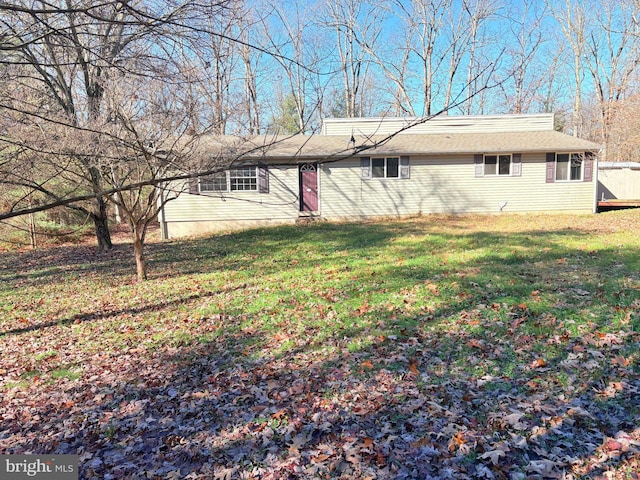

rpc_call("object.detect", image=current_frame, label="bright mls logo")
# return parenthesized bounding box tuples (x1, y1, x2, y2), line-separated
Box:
(1, 455, 78, 480)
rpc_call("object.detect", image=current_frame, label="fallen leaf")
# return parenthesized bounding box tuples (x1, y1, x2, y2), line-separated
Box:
(478, 448, 506, 465)
(272, 409, 288, 419)
(426, 283, 440, 295)
(611, 355, 631, 367)
(288, 433, 310, 453)
(466, 339, 484, 349)
(604, 439, 623, 452)
(526, 459, 562, 478)
(448, 431, 467, 452)
(361, 360, 374, 369)
(214, 467, 237, 480)
(530, 358, 547, 369)
(408, 361, 420, 375)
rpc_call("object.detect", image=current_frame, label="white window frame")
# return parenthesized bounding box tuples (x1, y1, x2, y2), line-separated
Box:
(484, 154, 512, 176)
(229, 167, 258, 191)
(555, 153, 583, 182)
(200, 167, 258, 192)
(199, 172, 227, 192)
(370, 157, 400, 179)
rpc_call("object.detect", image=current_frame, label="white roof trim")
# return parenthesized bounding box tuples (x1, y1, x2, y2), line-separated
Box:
(599, 161, 640, 170)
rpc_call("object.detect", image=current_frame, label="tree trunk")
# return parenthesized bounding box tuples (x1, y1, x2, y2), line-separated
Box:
(133, 235, 147, 282)
(92, 196, 113, 252)
(27, 193, 37, 249)
(87, 162, 113, 251)
(29, 211, 37, 249)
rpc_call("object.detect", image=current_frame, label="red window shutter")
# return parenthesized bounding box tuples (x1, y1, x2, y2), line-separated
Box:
(474, 154, 483, 177)
(512, 153, 522, 176)
(583, 153, 594, 182)
(258, 164, 269, 193)
(546, 153, 555, 183)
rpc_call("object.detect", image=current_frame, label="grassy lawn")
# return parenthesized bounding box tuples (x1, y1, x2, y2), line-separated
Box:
(1, 212, 639, 479)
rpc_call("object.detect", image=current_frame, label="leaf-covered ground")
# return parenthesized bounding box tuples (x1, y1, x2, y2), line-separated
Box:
(1, 212, 639, 479)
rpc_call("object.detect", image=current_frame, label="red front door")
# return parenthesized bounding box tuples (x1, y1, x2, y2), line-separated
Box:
(300, 163, 318, 212)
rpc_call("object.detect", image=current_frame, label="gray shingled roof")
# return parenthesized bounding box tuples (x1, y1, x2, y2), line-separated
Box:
(197, 130, 601, 164)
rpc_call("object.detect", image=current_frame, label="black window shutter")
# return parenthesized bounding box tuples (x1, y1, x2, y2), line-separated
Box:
(258, 164, 269, 193)
(512, 153, 522, 176)
(188, 177, 199, 194)
(474, 154, 484, 177)
(400, 156, 410, 179)
(546, 153, 556, 183)
(583, 152, 594, 182)
(361, 157, 371, 179)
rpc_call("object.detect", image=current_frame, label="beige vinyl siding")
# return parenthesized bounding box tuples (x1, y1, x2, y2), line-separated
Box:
(162, 165, 299, 236)
(322, 114, 554, 136)
(320, 153, 595, 219)
(598, 167, 640, 200)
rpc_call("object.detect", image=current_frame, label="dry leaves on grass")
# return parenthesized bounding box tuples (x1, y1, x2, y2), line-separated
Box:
(1, 213, 639, 479)
(1, 323, 639, 479)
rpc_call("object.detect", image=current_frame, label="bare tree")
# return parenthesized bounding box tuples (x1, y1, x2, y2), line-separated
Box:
(500, 0, 547, 113)
(361, 0, 415, 116)
(392, 0, 455, 116)
(546, 0, 589, 136)
(320, 0, 384, 118)
(607, 92, 640, 160)
(583, 0, 640, 160)
(240, 24, 262, 134)
(442, 6, 473, 111)
(182, 0, 246, 135)
(0, 1, 127, 249)
(0, 0, 199, 250)
(0, 0, 236, 279)
(100, 72, 203, 280)
(462, 0, 501, 115)
(259, 0, 321, 132)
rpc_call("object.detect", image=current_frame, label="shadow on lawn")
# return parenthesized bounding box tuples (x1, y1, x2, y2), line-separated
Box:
(0, 220, 610, 337)
(10, 313, 637, 479)
(0, 215, 617, 283)
(0, 219, 405, 284)
(0, 284, 249, 337)
(1, 219, 639, 478)
(0, 242, 136, 284)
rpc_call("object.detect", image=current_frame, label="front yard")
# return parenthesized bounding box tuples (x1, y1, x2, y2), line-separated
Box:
(1, 212, 639, 479)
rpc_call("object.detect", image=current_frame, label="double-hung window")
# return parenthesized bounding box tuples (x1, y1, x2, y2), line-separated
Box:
(484, 154, 512, 175)
(229, 167, 257, 191)
(200, 166, 264, 192)
(200, 172, 227, 192)
(475, 153, 521, 177)
(361, 156, 410, 179)
(546, 152, 592, 183)
(371, 157, 399, 178)
(555, 153, 583, 181)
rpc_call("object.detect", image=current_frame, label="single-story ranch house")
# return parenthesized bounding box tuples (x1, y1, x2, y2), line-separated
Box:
(159, 113, 601, 239)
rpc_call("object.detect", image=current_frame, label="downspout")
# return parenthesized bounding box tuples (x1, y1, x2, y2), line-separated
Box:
(593, 149, 601, 213)
(158, 187, 168, 240)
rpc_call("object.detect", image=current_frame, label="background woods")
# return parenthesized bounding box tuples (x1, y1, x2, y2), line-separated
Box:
(1, 0, 640, 274)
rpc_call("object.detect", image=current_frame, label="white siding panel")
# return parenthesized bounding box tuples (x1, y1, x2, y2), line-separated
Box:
(598, 168, 640, 199)
(323, 114, 554, 136)
(320, 154, 595, 219)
